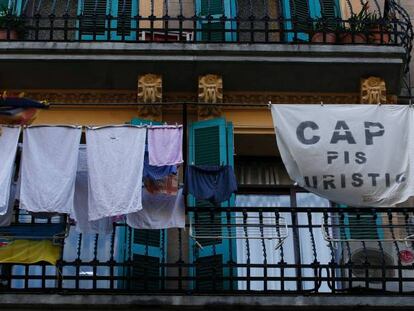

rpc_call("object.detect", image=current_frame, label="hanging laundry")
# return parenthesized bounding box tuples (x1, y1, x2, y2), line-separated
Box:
(147, 125, 183, 166)
(0, 239, 61, 265)
(71, 146, 113, 234)
(86, 126, 146, 221)
(185, 165, 238, 204)
(19, 126, 81, 214)
(143, 149, 177, 181)
(0, 126, 20, 215)
(127, 189, 185, 229)
(0, 181, 16, 227)
(144, 174, 179, 196)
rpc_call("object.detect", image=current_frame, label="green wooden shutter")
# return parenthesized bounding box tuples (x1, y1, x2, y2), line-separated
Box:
(129, 118, 163, 126)
(78, 0, 108, 39)
(282, 0, 341, 42)
(188, 118, 237, 291)
(291, 0, 311, 33)
(77, 0, 138, 41)
(130, 229, 167, 290)
(196, 0, 237, 42)
(200, 0, 224, 15)
(339, 205, 383, 240)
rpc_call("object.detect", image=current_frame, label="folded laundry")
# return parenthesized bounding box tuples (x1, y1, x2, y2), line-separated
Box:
(0, 126, 20, 216)
(127, 189, 185, 229)
(148, 125, 183, 166)
(185, 165, 238, 204)
(20, 126, 81, 214)
(86, 126, 146, 221)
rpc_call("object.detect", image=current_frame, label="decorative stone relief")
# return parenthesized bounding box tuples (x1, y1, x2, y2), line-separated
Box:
(137, 74, 162, 120)
(198, 74, 223, 119)
(360, 77, 387, 104)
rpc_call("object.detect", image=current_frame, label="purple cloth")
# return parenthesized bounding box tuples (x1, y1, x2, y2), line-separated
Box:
(148, 125, 183, 167)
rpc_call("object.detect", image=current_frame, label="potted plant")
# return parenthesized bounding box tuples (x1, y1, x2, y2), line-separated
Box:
(365, 11, 392, 44)
(340, 2, 369, 44)
(311, 18, 338, 44)
(0, 5, 26, 40)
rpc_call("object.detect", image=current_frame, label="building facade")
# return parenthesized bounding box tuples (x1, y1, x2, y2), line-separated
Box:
(0, 0, 414, 309)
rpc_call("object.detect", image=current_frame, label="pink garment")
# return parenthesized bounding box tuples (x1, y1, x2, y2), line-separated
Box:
(148, 125, 183, 166)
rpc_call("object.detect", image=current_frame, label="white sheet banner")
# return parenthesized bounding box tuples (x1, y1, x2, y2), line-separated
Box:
(271, 105, 414, 207)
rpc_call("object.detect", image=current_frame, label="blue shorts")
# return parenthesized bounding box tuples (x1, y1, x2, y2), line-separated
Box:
(184, 165, 237, 205)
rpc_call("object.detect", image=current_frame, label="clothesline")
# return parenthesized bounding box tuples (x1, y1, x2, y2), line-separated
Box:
(47, 102, 272, 107)
(12, 124, 184, 129)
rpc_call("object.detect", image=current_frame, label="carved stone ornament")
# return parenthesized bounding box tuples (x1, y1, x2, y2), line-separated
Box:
(198, 74, 223, 104)
(137, 74, 162, 119)
(198, 74, 223, 119)
(360, 77, 387, 104)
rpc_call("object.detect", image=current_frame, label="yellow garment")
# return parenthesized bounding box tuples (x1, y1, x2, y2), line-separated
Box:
(0, 240, 61, 265)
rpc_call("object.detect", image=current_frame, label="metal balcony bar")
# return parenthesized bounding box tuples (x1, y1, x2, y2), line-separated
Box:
(1, 203, 414, 294)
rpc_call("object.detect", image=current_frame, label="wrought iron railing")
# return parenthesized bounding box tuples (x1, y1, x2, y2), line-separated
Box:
(1, 192, 414, 295)
(0, 0, 411, 52)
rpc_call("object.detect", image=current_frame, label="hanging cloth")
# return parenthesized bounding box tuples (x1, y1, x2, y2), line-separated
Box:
(20, 126, 81, 214)
(147, 125, 183, 166)
(86, 126, 146, 221)
(126, 189, 185, 229)
(71, 146, 113, 234)
(0, 181, 16, 227)
(0, 126, 20, 215)
(0, 239, 60, 265)
(143, 148, 177, 181)
(184, 165, 238, 204)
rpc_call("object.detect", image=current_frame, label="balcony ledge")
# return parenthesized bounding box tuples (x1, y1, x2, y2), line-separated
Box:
(0, 42, 406, 94)
(1, 293, 414, 310)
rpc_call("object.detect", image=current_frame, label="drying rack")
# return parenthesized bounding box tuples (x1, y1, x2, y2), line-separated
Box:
(0, 213, 69, 245)
(189, 213, 289, 250)
(321, 214, 414, 246)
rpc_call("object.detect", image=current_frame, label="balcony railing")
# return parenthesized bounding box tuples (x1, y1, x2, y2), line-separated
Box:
(0, 0, 411, 50)
(1, 189, 414, 295)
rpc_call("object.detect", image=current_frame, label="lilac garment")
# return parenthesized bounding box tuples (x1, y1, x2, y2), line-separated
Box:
(148, 125, 183, 167)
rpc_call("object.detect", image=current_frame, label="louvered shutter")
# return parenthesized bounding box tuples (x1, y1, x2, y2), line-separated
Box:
(281, 0, 341, 42)
(77, 0, 138, 41)
(188, 118, 237, 291)
(290, 0, 311, 33)
(116, 0, 133, 37)
(339, 205, 383, 240)
(200, 0, 224, 15)
(80, 0, 108, 37)
(130, 229, 166, 290)
(196, 0, 237, 42)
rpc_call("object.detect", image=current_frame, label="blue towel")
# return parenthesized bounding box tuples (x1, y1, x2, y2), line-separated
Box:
(184, 165, 237, 205)
(143, 152, 177, 181)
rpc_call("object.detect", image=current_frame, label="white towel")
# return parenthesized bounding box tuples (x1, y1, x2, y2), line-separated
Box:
(86, 126, 146, 221)
(0, 181, 16, 227)
(20, 126, 81, 214)
(0, 126, 20, 215)
(127, 189, 185, 229)
(72, 146, 113, 234)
